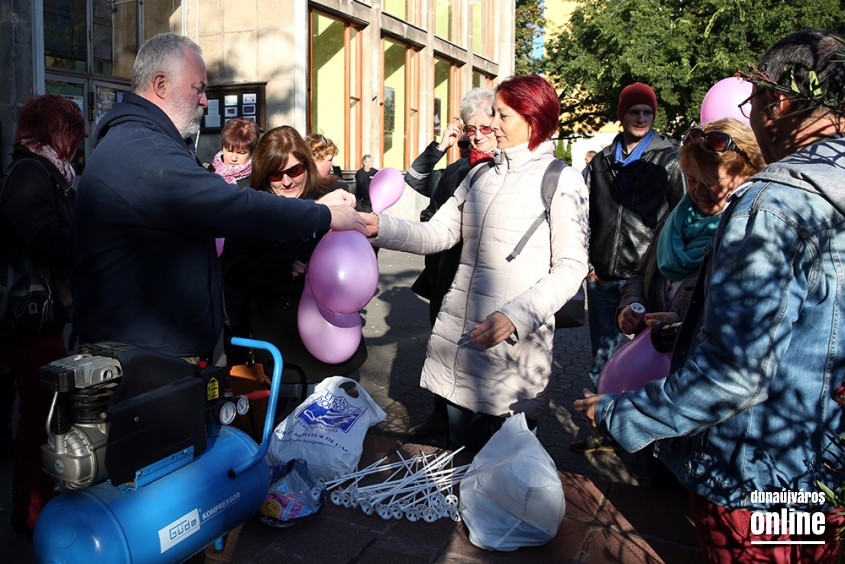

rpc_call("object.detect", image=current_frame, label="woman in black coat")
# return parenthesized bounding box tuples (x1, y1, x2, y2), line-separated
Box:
(0, 94, 84, 541)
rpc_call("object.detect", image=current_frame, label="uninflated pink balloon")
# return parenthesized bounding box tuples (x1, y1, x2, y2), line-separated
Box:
(700, 77, 754, 126)
(308, 230, 378, 315)
(369, 167, 404, 213)
(298, 277, 363, 364)
(597, 328, 672, 394)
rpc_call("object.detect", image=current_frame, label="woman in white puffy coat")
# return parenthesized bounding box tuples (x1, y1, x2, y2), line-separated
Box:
(365, 75, 589, 451)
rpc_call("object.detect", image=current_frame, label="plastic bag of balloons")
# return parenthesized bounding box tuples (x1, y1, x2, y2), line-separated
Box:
(258, 458, 327, 528)
(265, 377, 386, 481)
(597, 327, 671, 394)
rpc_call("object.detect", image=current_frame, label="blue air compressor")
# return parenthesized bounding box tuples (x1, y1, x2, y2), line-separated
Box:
(33, 337, 283, 564)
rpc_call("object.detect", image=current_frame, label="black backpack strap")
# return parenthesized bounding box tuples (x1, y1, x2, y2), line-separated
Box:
(506, 159, 568, 262)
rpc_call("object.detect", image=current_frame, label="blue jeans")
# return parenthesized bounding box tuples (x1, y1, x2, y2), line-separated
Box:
(587, 279, 626, 389)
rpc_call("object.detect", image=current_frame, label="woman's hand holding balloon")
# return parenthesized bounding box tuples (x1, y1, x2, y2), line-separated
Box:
(618, 304, 645, 334)
(470, 312, 516, 348)
(643, 311, 680, 328)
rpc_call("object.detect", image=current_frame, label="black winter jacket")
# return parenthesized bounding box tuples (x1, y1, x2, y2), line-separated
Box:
(72, 92, 332, 357)
(586, 132, 685, 281)
(0, 147, 75, 326)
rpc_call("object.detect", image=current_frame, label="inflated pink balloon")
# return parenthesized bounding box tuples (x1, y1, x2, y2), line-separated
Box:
(369, 167, 404, 213)
(298, 278, 363, 364)
(597, 328, 672, 394)
(700, 77, 753, 126)
(215, 238, 225, 257)
(308, 230, 378, 315)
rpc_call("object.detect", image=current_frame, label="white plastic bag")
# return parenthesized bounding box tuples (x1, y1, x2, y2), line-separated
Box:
(458, 413, 566, 551)
(265, 377, 386, 481)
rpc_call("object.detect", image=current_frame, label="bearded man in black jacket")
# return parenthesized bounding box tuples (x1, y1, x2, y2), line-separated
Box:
(72, 33, 367, 359)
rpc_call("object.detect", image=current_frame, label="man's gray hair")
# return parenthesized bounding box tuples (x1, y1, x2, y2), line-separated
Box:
(460, 88, 495, 123)
(131, 33, 203, 94)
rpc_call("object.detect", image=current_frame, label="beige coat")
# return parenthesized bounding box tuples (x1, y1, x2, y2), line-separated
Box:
(373, 141, 589, 419)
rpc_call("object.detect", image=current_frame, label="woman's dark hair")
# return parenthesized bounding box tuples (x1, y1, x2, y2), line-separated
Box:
(221, 117, 260, 154)
(494, 75, 560, 150)
(15, 94, 85, 161)
(250, 126, 333, 200)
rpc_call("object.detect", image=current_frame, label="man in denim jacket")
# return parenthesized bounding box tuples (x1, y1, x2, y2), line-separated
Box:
(576, 30, 845, 562)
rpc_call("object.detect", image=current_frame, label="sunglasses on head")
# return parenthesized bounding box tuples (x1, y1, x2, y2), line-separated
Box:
(682, 128, 749, 160)
(268, 162, 306, 182)
(457, 140, 471, 149)
(463, 125, 493, 136)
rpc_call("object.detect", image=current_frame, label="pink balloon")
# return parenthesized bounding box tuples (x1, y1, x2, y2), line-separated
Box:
(308, 230, 378, 315)
(369, 167, 404, 213)
(700, 77, 753, 126)
(597, 328, 672, 394)
(298, 278, 363, 364)
(216, 238, 225, 257)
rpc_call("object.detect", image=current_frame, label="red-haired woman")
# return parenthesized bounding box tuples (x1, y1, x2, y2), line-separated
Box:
(0, 93, 85, 541)
(364, 75, 589, 451)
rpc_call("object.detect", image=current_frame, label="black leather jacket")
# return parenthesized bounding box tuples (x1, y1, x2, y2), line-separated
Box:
(586, 131, 685, 281)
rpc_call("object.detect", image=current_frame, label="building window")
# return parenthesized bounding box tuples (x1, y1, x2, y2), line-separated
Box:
(382, 38, 419, 170)
(311, 11, 362, 170)
(44, 0, 139, 78)
(383, 0, 406, 22)
(473, 71, 494, 89)
(471, 0, 490, 58)
(435, 0, 452, 41)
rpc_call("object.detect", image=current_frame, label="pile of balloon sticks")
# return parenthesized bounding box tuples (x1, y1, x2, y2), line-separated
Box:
(322, 448, 469, 523)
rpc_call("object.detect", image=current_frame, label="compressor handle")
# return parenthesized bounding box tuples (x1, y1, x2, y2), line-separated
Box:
(227, 337, 283, 478)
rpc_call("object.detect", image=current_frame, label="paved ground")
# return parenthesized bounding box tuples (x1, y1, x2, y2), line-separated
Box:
(0, 248, 689, 564)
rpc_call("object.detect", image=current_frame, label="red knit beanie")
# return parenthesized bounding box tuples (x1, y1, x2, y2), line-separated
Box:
(617, 82, 658, 121)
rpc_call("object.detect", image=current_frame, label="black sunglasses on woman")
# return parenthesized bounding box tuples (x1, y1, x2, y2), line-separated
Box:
(682, 128, 749, 161)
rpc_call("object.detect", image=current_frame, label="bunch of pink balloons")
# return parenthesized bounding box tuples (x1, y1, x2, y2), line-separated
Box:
(597, 328, 672, 394)
(700, 77, 754, 126)
(298, 230, 379, 364)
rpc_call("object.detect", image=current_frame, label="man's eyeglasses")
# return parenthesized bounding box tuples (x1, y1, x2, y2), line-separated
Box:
(463, 125, 493, 136)
(682, 128, 749, 160)
(268, 162, 306, 182)
(737, 88, 762, 120)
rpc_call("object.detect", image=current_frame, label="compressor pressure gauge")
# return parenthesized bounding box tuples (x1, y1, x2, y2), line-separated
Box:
(235, 395, 250, 416)
(215, 401, 237, 425)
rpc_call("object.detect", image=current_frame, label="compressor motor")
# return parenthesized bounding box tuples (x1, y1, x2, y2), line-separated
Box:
(40, 342, 249, 491)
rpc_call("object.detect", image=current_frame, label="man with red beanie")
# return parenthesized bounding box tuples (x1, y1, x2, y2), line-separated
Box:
(571, 81, 685, 453)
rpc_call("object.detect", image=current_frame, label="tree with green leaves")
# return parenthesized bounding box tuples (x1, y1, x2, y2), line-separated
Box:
(543, 0, 845, 138)
(515, 0, 546, 75)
